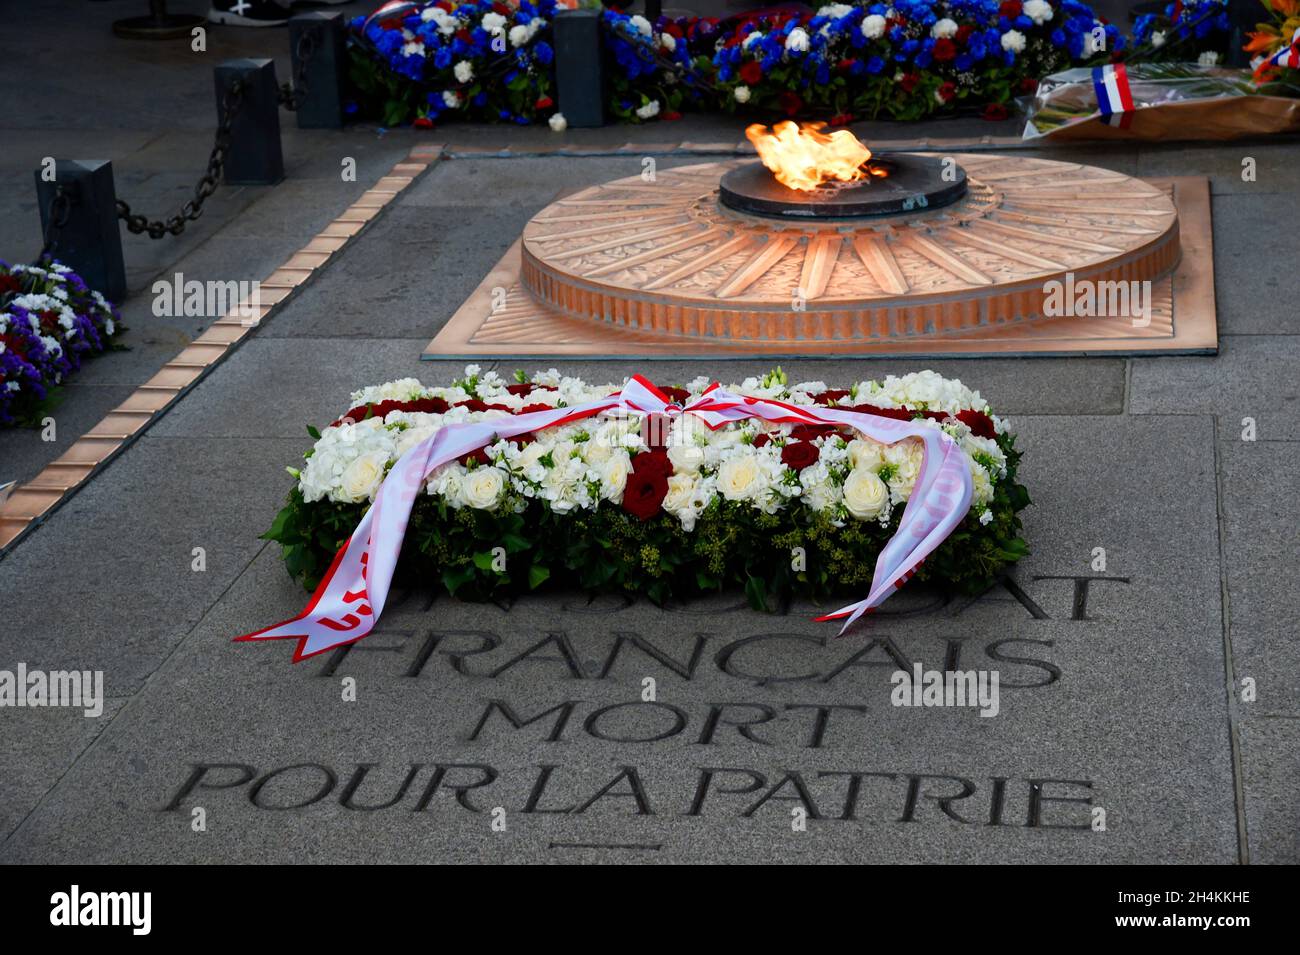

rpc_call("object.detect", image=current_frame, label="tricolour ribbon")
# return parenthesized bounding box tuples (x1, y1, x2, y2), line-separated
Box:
(236, 375, 972, 661)
(1268, 27, 1300, 70)
(1091, 63, 1135, 129)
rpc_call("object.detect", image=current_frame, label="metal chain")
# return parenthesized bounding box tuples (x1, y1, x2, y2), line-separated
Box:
(279, 25, 321, 111)
(39, 184, 74, 261)
(116, 79, 245, 239)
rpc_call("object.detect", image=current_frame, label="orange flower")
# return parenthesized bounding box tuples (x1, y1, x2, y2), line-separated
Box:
(1244, 30, 1280, 55)
(1270, 1, 1299, 17)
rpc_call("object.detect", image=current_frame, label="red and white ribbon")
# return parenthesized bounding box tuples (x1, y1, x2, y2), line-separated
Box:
(236, 375, 972, 661)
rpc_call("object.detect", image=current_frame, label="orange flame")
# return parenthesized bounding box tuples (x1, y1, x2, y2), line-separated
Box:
(745, 121, 879, 192)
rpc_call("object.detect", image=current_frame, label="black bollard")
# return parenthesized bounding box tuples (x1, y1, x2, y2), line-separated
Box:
(553, 10, 607, 128)
(1225, 0, 1255, 68)
(34, 160, 127, 303)
(215, 59, 285, 186)
(290, 12, 348, 129)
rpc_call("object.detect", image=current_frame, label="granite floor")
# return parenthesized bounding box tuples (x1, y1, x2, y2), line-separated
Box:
(0, 0, 1296, 864)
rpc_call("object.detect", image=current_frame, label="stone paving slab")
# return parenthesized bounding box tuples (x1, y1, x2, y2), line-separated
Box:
(0, 414, 1241, 863)
(1130, 336, 1300, 440)
(1239, 719, 1300, 865)
(1218, 439, 1300, 711)
(0, 436, 305, 693)
(3, 384, 138, 487)
(1205, 192, 1300, 336)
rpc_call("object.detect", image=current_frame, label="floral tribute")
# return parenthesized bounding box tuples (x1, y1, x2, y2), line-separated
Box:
(264, 367, 1029, 614)
(346, 0, 1125, 126)
(0, 261, 121, 427)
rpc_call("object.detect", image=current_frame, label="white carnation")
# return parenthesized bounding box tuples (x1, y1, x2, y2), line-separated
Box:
(1022, 0, 1054, 25)
(1000, 30, 1026, 53)
(733, 85, 751, 104)
(785, 27, 810, 53)
(861, 14, 886, 39)
(931, 18, 958, 39)
(454, 60, 475, 84)
(548, 112, 567, 132)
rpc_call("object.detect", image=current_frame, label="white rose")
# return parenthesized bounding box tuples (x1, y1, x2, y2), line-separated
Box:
(970, 462, 994, 508)
(1022, 0, 1053, 25)
(1000, 30, 1026, 54)
(733, 84, 751, 103)
(843, 468, 889, 520)
(668, 442, 705, 474)
(548, 112, 567, 132)
(861, 14, 886, 40)
(663, 473, 697, 514)
(717, 455, 760, 501)
(340, 451, 389, 503)
(599, 452, 631, 501)
(931, 18, 957, 39)
(462, 466, 506, 510)
(785, 27, 810, 53)
(454, 60, 474, 84)
(847, 438, 886, 472)
(883, 441, 923, 504)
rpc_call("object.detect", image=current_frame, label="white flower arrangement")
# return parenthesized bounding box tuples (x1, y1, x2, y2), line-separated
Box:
(296, 369, 1012, 530)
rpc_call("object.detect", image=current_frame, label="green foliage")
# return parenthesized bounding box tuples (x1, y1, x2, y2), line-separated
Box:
(263, 433, 1031, 609)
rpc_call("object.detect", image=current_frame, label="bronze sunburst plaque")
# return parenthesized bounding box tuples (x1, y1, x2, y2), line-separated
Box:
(423, 155, 1216, 360)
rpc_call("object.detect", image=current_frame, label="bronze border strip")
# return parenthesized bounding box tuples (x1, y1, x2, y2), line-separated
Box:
(0, 143, 445, 553)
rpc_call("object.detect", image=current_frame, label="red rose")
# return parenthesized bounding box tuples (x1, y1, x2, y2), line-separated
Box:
(937, 81, 957, 103)
(506, 382, 535, 396)
(779, 90, 803, 116)
(0, 274, 21, 295)
(933, 38, 956, 62)
(519, 403, 553, 415)
(899, 72, 919, 93)
(780, 440, 820, 471)
(661, 110, 683, 122)
(660, 385, 691, 405)
(642, 413, 672, 450)
(829, 113, 854, 126)
(837, 58, 856, 72)
(535, 96, 553, 110)
(739, 60, 763, 85)
(409, 396, 450, 415)
(955, 24, 975, 44)
(1018, 76, 1039, 94)
(999, 1, 1022, 17)
(663, 22, 683, 39)
(957, 409, 997, 439)
(811, 389, 850, 406)
(850, 403, 914, 422)
(980, 103, 1010, 121)
(752, 433, 770, 448)
(790, 423, 837, 440)
(622, 469, 669, 520)
(632, 449, 672, 479)
(413, 116, 434, 129)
